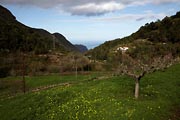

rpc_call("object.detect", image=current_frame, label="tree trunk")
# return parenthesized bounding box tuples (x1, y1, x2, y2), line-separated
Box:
(135, 79, 139, 99)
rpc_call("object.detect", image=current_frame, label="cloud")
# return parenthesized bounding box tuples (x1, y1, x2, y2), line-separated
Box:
(151, 0, 180, 4)
(0, 0, 179, 16)
(53, 11, 167, 23)
(69, 1, 125, 16)
(90, 12, 167, 22)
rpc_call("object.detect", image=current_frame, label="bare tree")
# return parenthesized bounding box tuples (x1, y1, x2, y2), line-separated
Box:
(60, 53, 89, 78)
(118, 53, 174, 99)
(20, 53, 28, 93)
(72, 53, 89, 79)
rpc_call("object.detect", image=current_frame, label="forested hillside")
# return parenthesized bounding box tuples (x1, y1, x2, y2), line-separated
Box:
(87, 11, 180, 61)
(133, 11, 180, 43)
(0, 5, 91, 77)
(0, 5, 79, 54)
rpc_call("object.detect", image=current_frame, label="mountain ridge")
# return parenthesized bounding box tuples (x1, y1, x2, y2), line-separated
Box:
(53, 33, 79, 52)
(0, 5, 79, 54)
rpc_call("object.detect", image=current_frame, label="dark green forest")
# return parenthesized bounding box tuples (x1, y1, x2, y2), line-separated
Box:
(0, 5, 78, 54)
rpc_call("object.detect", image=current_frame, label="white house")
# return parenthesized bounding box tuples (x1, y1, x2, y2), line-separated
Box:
(117, 47, 129, 52)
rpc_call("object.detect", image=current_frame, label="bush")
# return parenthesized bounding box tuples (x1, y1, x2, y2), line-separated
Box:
(0, 66, 11, 78)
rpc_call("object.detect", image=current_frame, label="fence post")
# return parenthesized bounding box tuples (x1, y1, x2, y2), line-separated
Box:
(22, 53, 26, 93)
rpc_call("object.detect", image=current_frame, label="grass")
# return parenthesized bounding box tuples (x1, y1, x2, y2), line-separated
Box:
(0, 64, 180, 120)
(0, 72, 105, 99)
(0, 72, 103, 88)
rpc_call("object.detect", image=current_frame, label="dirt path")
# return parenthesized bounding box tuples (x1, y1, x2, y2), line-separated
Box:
(0, 75, 111, 100)
(30, 82, 71, 92)
(30, 75, 111, 93)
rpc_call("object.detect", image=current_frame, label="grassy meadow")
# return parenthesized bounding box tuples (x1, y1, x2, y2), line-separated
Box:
(0, 72, 100, 88)
(0, 64, 180, 120)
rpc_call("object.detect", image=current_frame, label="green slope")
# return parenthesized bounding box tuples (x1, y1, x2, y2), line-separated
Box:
(0, 64, 179, 120)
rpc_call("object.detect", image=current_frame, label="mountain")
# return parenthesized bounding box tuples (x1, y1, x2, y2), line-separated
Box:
(74, 44, 88, 53)
(0, 5, 16, 21)
(0, 5, 79, 54)
(87, 11, 180, 61)
(132, 12, 180, 43)
(53, 33, 79, 52)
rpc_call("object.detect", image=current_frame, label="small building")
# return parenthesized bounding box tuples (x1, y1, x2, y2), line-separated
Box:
(117, 47, 129, 53)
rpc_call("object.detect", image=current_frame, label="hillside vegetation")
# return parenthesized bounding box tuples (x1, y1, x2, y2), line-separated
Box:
(87, 11, 180, 62)
(0, 5, 79, 54)
(0, 5, 89, 77)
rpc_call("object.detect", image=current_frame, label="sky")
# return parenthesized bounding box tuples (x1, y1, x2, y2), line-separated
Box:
(0, 0, 180, 49)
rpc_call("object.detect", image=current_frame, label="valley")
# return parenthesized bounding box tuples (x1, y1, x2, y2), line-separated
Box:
(0, 4, 180, 120)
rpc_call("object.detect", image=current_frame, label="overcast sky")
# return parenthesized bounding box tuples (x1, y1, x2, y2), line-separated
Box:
(1, 0, 180, 48)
